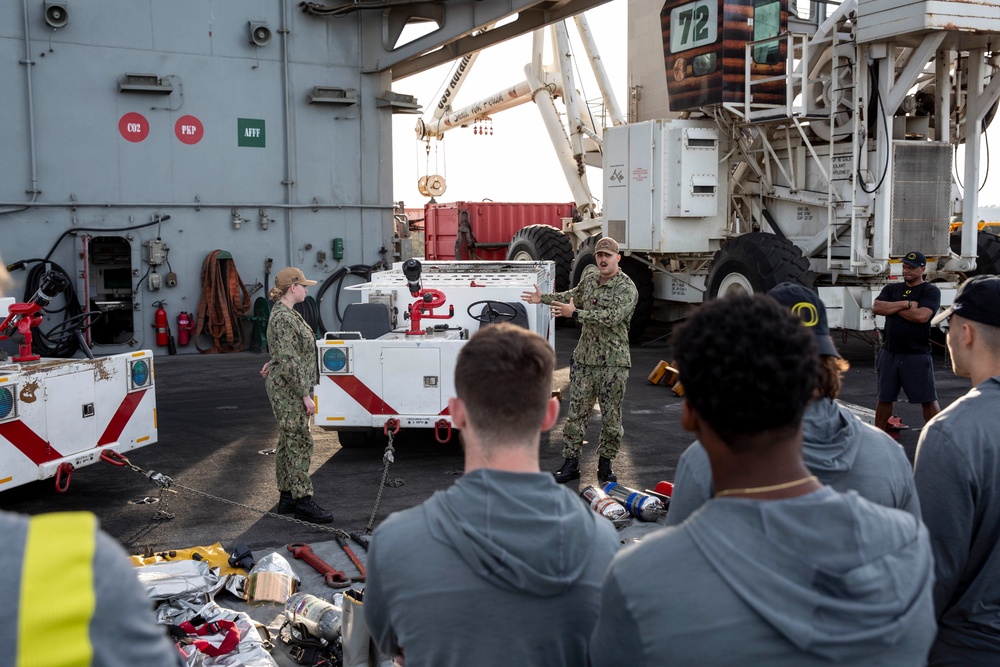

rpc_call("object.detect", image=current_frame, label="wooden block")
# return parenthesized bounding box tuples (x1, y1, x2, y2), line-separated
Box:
(671, 381, 685, 397)
(648, 360, 669, 384)
(647, 361, 679, 386)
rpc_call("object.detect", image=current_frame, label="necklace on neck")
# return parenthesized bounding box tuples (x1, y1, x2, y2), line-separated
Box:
(714, 475, 819, 498)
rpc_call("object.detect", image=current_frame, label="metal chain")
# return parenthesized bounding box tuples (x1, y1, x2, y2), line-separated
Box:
(107, 452, 352, 538)
(165, 478, 352, 537)
(364, 430, 399, 534)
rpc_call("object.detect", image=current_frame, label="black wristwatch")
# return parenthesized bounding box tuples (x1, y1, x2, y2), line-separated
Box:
(572, 310, 579, 321)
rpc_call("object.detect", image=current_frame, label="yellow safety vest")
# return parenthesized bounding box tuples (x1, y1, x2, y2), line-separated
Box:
(18, 512, 97, 667)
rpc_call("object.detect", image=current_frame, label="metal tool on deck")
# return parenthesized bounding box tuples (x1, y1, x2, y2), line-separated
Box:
(286, 542, 351, 588)
(334, 534, 366, 582)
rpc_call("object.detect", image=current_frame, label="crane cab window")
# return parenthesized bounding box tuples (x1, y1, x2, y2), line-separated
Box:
(752, 0, 782, 65)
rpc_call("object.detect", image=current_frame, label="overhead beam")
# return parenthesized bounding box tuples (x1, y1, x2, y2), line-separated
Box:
(353, 0, 614, 79)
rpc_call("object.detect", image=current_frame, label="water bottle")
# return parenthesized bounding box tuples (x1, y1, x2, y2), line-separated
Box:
(285, 592, 341, 641)
(603, 482, 666, 522)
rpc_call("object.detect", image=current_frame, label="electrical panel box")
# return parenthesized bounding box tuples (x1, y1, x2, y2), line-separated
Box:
(664, 126, 720, 218)
(146, 239, 168, 266)
(604, 119, 729, 254)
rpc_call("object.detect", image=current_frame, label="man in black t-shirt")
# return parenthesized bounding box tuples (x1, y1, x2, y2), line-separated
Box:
(872, 251, 941, 436)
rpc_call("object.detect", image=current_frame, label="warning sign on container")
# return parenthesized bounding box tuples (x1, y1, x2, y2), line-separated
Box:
(118, 112, 150, 143)
(175, 115, 204, 144)
(238, 118, 265, 147)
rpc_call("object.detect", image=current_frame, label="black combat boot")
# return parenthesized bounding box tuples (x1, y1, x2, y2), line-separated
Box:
(553, 457, 580, 484)
(295, 496, 334, 523)
(597, 456, 617, 485)
(276, 491, 296, 514)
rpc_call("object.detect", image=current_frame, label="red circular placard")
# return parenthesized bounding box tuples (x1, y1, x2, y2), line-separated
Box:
(118, 112, 149, 142)
(175, 115, 204, 144)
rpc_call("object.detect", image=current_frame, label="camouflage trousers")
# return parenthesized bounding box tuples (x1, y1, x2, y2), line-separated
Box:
(562, 364, 630, 460)
(266, 382, 315, 499)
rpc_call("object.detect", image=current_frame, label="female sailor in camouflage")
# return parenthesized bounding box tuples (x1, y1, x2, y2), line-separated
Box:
(259, 267, 332, 523)
(522, 237, 637, 484)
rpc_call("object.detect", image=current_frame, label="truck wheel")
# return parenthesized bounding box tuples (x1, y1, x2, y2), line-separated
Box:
(950, 230, 1000, 276)
(570, 236, 599, 287)
(620, 256, 653, 342)
(507, 224, 574, 292)
(707, 233, 814, 299)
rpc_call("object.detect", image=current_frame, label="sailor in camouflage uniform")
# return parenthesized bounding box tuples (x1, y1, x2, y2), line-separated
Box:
(259, 267, 332, 523)
(523, 237, 638, 484)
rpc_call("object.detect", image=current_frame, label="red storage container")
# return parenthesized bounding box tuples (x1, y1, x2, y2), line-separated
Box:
(424, 201, 575, 261)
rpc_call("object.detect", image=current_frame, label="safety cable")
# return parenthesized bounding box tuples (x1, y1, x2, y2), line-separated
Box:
(858, 62, 889, 194)
(314, 264, 374, 333)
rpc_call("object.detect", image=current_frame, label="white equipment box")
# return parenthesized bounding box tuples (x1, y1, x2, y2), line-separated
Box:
(314, 260, 555, 443)
(0, 351, 157, 491)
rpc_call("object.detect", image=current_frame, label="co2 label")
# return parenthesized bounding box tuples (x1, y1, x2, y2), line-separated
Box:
(118, 112, 150, 142)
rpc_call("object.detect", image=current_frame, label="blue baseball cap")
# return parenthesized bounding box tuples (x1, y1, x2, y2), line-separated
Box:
(768, 282, 841, 358)
(902, 251, 926, 268)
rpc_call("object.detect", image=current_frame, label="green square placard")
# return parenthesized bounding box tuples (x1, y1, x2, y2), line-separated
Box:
(238, 118, 265, 147)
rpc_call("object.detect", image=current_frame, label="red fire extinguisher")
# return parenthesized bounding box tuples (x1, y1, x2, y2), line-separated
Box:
(153, 302, 169, 346)
(177, 311, 192, 346)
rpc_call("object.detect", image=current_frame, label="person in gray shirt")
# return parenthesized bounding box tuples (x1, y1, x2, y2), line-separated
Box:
(916, 274, 1000, 665)
(591, 294, 935, 666)
(365, 323, 619, 667)
(668, 282, 920, 525)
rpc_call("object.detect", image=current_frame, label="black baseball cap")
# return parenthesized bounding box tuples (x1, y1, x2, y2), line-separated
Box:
(931, 275, 1000, 327)
(767, 282, 841, 358)
(902, 251, 926, 268)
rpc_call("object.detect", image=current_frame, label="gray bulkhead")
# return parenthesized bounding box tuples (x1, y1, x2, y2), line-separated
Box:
(0, 0, 392, 356)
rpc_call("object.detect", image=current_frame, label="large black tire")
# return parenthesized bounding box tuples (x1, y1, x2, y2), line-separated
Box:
(619, 256, 654, 343)
(570, 235, 600, 287)
(707, 233, 814, 298)
(950, 230, 1000, 277)
(506, 225, 574, 292)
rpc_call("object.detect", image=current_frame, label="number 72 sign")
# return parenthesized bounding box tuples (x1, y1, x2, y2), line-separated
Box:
(669, 0, 718, 53)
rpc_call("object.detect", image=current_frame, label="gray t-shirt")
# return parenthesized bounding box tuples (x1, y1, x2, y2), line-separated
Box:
(915, 376, 1000, 663)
